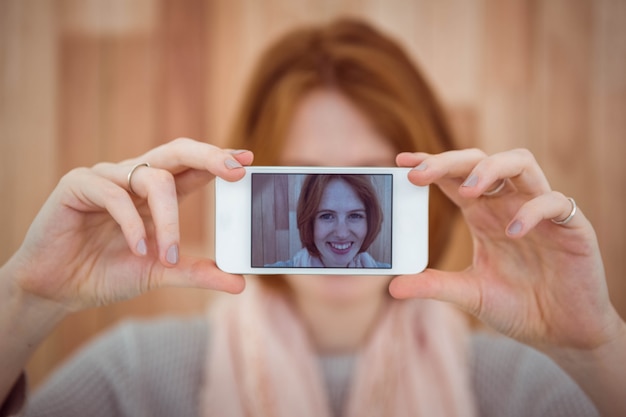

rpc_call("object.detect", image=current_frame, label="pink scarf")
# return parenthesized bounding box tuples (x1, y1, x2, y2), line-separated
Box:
(200, 278, 476, 417)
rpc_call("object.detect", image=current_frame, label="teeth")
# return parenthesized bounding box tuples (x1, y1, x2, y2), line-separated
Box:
(330, 242, 351, 250)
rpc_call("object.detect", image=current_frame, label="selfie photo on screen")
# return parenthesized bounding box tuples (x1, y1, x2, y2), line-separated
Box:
(252, 174, 392, 268)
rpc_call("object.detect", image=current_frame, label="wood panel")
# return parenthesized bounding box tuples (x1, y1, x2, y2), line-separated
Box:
(590, 0, 626, 313)
(0, 0, 624, 389)
(0, 0, 58, 260)
(1, 0, 60, 386)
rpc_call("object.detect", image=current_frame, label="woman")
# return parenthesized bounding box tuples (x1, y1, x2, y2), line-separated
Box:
(1, 18, 624, 417)
(267, 174, 390, 268)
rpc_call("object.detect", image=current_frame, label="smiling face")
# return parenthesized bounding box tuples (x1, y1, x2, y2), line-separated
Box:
(313, 179, 368, 267)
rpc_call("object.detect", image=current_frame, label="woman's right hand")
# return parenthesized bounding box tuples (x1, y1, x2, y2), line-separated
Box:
(4, 138, 252, 312)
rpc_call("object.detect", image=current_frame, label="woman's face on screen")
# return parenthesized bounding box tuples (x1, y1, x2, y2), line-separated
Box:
(279, 88, 395, 305)
(314, 179, 367, 267)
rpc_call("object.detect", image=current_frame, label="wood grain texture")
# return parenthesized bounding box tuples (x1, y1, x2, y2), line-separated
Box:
(0, 0, 624, 388)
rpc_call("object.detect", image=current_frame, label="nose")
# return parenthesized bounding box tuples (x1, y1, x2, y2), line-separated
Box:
(333, 217, 351, 239)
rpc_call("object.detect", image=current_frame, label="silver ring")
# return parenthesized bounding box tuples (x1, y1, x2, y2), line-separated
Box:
(127, 162, 150, 195)
(482, 179, 507, 196)
(551, 197, 577, 225)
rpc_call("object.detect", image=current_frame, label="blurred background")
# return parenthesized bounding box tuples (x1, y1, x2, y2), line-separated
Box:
(1, 0, 625, 388)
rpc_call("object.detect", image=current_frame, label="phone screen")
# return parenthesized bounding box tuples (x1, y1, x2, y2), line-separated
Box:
(251, 173, 393, 269)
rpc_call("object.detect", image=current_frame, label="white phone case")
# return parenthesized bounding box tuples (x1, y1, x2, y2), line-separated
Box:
(215, 166, 428, 275)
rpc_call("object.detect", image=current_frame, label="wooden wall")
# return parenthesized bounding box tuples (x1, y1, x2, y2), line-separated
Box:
(1, 0, 625, 388)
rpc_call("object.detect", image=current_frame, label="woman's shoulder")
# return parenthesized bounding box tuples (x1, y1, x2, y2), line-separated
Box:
(86, 316, 209, 364)
(265, 248, 309, 267)
(26, 316, 208, 417)
(469, 332, 598, 417)
(86, 315, 210, 384)
(265, 259, 295, 267)
(355, 251, 390, 268)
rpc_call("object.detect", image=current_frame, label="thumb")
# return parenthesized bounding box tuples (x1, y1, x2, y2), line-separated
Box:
(389, 268, 481, 315)
(158, 256, 246, 294)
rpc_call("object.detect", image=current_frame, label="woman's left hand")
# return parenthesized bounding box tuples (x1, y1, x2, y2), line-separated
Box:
(391, 148, 623, 353)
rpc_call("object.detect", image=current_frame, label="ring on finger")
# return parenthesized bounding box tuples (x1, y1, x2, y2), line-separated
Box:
(482, 179, 507, 196)
(551, 197, 577, 225)
(127, 162, 150, 196)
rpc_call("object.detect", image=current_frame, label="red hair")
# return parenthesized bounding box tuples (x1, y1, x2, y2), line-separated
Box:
(229, 18, 458, 267)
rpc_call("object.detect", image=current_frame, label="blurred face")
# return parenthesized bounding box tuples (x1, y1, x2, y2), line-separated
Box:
(280, 89, 396, 305)
(314, 179, 367, 267)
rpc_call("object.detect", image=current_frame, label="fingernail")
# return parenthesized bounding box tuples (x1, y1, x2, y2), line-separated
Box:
(228, 149, 248, 155)
(225, 158, 243, 169)
(136, 239, 147, 256)
(507, 220, 523, 235)
(462, 174, 478, 187)
(413, 162, 428, 171)
(166, 245, 179, 264)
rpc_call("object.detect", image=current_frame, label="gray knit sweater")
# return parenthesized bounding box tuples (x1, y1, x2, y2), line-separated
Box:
(20, 317, 598, 416)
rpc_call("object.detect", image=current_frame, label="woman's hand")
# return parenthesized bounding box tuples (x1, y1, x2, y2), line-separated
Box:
(5, 138, 252, 312)
(391, 148, 626, 415)
(391, 148, 623, 350)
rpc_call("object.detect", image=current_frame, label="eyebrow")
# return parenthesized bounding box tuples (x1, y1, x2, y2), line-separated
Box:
(316, 208, 366, 213)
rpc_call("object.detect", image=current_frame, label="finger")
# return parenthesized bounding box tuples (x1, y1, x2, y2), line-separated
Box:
(457, 148, 551, 199)
(389, 269, 481, 316)
(94, 142, 253, 193)
(171, 168, 214, 197)
(92, 165, 208, 202)
(127, 138, 254, 181)
(506, 192, 584, 238)
(92, 141, 255, 266)
(397, 149, 488, 207)
(155, 256, 246, 294)
(396, 151, 431, 169)
(64, 169, 148, 256)
(93, 164, 182, 266)
(125, 166, 183, 266)
(399, 149, 487, 184)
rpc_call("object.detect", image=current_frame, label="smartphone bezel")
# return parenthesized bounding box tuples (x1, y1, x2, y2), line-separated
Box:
(215, 166, 428, 275)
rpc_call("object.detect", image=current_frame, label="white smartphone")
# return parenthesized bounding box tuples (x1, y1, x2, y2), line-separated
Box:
(215, 167, 428, 275)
